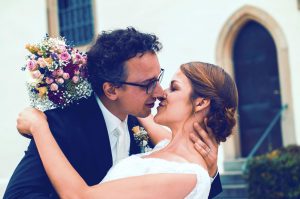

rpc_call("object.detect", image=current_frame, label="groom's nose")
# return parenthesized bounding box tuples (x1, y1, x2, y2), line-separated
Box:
(152, 82, 164, 99)
(157, 90, 167, 102)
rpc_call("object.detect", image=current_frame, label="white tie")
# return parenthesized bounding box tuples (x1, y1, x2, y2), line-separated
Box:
(115, 122, 128, 163)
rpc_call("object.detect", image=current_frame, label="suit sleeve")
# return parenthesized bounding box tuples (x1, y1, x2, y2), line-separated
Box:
(3, 140, 58, 199)
(3, 110, 65, 199)
(208, 173, 222, 199)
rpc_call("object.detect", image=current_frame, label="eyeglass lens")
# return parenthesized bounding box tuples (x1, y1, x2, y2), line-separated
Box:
(147, 70, 164, 94)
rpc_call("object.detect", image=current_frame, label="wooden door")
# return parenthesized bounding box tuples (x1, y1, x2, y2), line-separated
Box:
(233, 21, 283, 157)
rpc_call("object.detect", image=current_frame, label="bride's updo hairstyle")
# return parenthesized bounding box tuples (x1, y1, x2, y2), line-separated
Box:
(180, 62, 238, 143)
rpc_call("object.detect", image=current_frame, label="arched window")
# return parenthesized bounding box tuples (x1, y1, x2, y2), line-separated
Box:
(58, 0, 94, 46)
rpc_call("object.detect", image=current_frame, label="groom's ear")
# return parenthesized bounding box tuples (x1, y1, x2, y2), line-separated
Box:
(103, 82, 118, 100)
(194, 98, 210, 113)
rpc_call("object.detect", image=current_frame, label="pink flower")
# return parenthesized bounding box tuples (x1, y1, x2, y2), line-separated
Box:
(62, 73, 70, 80)
(56, 78, 64, 84)
(50, 83, 58, 91)
(45, 77, 54, 84)
(73, 53, 82, 63)
(60, 51, 71, 61)
(74, 70, 80, 75)
(72, 76, 79, 84)
(56, 68, 64, 76)
(27, 60, 37, 71)
(32, 70, 41, 79)
(81, 56, 87, 65)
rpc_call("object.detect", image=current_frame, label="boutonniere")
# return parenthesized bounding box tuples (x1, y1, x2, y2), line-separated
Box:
(132, 126, 152, 153)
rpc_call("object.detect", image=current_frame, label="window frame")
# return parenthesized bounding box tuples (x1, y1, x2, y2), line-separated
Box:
(47, 0, 97, 50)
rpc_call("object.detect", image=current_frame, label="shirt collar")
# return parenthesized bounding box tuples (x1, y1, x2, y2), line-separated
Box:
(95, 94, 128, 133)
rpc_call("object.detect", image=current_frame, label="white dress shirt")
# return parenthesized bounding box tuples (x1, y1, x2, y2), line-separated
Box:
(95, 95, 131, 165)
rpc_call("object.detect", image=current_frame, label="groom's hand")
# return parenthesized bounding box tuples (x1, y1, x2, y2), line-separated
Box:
(190, 119, 218, 178)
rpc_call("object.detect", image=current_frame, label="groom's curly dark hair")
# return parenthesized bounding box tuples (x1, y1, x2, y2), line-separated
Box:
(86, 27, 162, 96)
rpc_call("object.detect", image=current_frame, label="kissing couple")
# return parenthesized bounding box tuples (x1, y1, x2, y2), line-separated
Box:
(4, 27, 238, 199)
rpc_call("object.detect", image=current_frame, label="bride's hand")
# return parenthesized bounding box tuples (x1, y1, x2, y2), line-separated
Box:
(17, 107, 47, 137)
(190, 119, 218, 177)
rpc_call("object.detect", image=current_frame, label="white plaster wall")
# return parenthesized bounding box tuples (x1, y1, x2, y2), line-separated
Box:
(1, 0, 299, 197)
(96, 0, 300, 142)
(0, 0, 47, 197)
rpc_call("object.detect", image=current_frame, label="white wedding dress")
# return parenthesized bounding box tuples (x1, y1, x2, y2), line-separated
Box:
(101, 140, 211, 199)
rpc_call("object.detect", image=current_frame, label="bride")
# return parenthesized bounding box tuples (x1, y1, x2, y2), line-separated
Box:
(17, 61, 238, 199)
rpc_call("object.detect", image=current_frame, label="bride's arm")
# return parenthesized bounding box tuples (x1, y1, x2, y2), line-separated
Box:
(87, 174, 196, 199)
(137, 114, 171, 145)
(17, 108, 195, 199)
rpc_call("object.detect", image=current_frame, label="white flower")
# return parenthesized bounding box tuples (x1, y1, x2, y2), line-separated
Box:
(144, 146, 152, 152)
(132, 125, 152, 153)
(142, 140, 147, 147)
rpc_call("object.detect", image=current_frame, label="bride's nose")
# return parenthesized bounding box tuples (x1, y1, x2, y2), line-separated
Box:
(157, 90, 167, 102)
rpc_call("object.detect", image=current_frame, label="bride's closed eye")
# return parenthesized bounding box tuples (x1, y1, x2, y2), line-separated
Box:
(169, 81, 179, 92)
(170, 85, 177, 92)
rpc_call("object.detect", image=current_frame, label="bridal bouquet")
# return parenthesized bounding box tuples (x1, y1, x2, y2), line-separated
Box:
(22, 35, 92, 111)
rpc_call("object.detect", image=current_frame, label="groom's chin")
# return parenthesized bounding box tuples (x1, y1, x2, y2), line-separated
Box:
(135, 109, 151, 118)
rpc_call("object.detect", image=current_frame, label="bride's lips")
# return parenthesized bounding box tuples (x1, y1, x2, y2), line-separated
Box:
(158, 101, 167, 107)
(157, 101, 167, 110)
(145, 102, 155, 108)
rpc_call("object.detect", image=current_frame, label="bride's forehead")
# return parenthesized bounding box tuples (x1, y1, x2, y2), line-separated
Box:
(171, 70, 188, 84)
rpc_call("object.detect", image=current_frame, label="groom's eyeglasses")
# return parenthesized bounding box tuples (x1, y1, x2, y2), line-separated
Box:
(116, 68, 164, 94)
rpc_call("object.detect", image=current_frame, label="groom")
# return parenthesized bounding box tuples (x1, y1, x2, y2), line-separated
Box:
(4, 27, 222, 198)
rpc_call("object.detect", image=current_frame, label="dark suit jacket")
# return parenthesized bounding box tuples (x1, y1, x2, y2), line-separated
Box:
(4, 96, 222, 198)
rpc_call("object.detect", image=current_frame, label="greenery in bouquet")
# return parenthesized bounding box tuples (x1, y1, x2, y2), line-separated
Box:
(22, 35, 92, 111)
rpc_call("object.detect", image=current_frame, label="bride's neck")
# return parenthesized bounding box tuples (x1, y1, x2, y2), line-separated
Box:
(163, 119, 208, 169)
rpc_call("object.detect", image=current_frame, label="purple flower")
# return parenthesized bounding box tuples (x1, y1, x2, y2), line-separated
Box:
(80, 68, 89, 78)
(64, 63, 78, 78)
(51, 53, 59, 60)
(48, 90, 64, 105)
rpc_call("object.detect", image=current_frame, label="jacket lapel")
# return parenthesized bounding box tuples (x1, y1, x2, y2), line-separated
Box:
(81, 98, 141, 160)
(80, 96, 113, 174)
